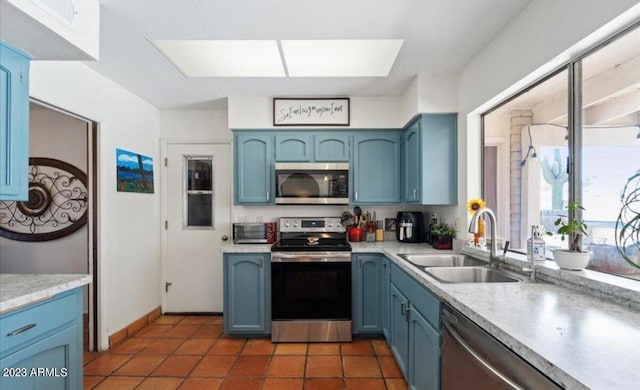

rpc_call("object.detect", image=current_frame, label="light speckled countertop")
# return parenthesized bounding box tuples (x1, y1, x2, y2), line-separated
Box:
(222, 241, 640, 389)
(0, 274, 91, 314)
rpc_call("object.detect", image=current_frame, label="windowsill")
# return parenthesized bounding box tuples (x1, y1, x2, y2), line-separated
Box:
(461, 245, 640, 310)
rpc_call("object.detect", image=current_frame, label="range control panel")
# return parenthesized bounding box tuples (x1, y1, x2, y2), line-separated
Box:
(279, 217, 345, 233)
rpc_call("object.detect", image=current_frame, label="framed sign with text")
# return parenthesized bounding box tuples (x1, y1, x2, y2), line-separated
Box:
(273, 98, 350, 126)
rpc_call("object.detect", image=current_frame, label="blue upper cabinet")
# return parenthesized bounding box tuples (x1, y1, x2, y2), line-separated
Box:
(352, 132, 401, 204)
(275, 134, 312, 161)
(314, 133, 350, 162)
(402, 114, 457, 205)
(0, 42, 31, 201)
(274, 132, 350, 162)
(234, 133, 273, 204)
(403, 121, 421, 203)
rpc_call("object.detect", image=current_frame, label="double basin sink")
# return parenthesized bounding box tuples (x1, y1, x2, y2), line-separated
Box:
(398, 253, 522, 283)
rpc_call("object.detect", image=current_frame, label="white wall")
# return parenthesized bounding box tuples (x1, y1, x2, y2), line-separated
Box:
(456, 0, 640, 238)
(0, 106, 89, 310)
(160, 109, 231, 141)
(29, 61, 161, 350)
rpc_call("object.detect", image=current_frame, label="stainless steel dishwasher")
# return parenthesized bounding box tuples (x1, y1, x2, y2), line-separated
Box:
(441, 304, 561, 389)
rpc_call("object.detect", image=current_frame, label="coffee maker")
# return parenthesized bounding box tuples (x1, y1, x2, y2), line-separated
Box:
(396, 212, 426, 243)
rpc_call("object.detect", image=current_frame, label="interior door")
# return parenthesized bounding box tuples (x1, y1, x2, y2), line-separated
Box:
(165, 143, 231, 312)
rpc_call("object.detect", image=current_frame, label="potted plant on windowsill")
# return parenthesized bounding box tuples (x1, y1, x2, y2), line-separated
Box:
(549, 201, 591, 270)
(431, 223, 456, 250)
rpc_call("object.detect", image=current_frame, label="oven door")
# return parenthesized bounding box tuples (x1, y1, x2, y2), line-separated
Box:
(271, 252, 352, 342)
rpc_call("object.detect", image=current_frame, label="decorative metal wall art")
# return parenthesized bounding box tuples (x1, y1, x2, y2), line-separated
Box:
(0, 158, 88, 242)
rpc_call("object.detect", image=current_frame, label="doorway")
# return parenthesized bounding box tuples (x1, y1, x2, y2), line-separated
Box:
(162, 143, 231, 313)
(24, 100, 98, 351)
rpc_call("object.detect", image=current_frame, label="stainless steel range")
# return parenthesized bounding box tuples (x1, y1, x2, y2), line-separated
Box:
(270, 217, 352, 342)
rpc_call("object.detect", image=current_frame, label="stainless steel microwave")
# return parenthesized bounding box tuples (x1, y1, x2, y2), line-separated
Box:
(275, 163, 349, 205)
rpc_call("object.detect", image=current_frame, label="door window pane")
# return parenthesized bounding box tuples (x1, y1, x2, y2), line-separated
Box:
(187, 193, 212, 227)
(185, 156, 214, 229)
(188, 159, 212, 191)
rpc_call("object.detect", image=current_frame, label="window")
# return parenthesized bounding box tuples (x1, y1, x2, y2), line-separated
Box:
(185, 156, 214, 228)
(482, 25, 640, 281)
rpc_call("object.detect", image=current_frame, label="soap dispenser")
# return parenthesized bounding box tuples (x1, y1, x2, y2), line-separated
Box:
(526, 225, 546, 262)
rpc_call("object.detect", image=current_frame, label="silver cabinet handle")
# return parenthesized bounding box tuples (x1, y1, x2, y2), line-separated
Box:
(400, 303, 407, 316)
(266, 191, 270, 201)
(355, 191, 358, 201)
(7, 323, 37, 336)
(413, 189, 417, 199)
(442, 318, 523, 390)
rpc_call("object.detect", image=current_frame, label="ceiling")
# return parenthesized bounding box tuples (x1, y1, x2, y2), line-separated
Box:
(492, 27, 640, 127)
(85, 0, 532, 109)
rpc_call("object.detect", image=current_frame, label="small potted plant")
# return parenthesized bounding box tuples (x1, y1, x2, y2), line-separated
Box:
(549, 201, 591, 270)
(431, 223, 456, 250)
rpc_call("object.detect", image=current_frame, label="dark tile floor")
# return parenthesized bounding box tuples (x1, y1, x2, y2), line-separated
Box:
(84, 315, 408, 390)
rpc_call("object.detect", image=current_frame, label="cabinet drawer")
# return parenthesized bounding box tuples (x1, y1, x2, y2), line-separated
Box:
(0, 292, 79, 354)
(391, 264, 441, 331)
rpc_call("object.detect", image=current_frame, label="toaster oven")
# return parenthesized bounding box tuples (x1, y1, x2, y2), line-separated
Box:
(232, 223, 277, 244)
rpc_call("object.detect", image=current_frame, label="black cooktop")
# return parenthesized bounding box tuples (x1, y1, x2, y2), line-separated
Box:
(271, 232, 351, 252)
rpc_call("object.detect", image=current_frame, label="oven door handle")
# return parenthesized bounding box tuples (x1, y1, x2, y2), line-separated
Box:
(271, 252, 351, 262)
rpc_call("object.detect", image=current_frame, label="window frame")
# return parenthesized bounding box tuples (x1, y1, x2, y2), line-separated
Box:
(480, 21, 640, 273)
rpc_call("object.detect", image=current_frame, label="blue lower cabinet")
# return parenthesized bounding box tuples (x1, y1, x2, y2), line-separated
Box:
(352, 254, 384, 335)
(389, 263, 441, 389)
(0, 288, 83, 390)
(382, 257, 391, 341)
(389, 283, 410, 377)
(408, 305, 441, 390)
(223, 253, 271, 335)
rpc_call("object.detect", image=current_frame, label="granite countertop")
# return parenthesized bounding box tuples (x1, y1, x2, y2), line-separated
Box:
(0, 274, 92, 314)
(222, 241, 640, 389)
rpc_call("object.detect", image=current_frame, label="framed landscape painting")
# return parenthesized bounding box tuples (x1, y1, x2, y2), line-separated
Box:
(116, 148, 154, 193)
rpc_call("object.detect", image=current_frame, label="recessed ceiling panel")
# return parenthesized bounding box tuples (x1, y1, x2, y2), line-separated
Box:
(153, 40, 285, 77)
(281, 39, 404, 77)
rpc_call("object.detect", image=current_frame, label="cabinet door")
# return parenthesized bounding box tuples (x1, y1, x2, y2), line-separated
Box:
(389, 283, 409, 378)
(0, 43, 30, 201)
(403, 121, 420, 203)
(234, 134, 273, 204)
(420, 114, 457, 205)
(352, 254, 383, 335)
(0, 324, 79, 390)
(275, 134, 312, 161)
(382, 258, 391, 341)
(223, 253, 271, 334)
(314, 133, 350, 162)
(352, 132, 401, 203)
(408, 306, 441, 390)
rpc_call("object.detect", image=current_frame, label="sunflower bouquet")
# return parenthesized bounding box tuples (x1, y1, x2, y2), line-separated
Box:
(467, 198, 486, 245)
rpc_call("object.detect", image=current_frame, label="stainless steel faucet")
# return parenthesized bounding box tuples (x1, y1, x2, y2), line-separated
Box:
(468, 207, 502, 268)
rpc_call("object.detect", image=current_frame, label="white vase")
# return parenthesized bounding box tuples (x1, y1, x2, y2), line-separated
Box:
(552, 249, 591, 270)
